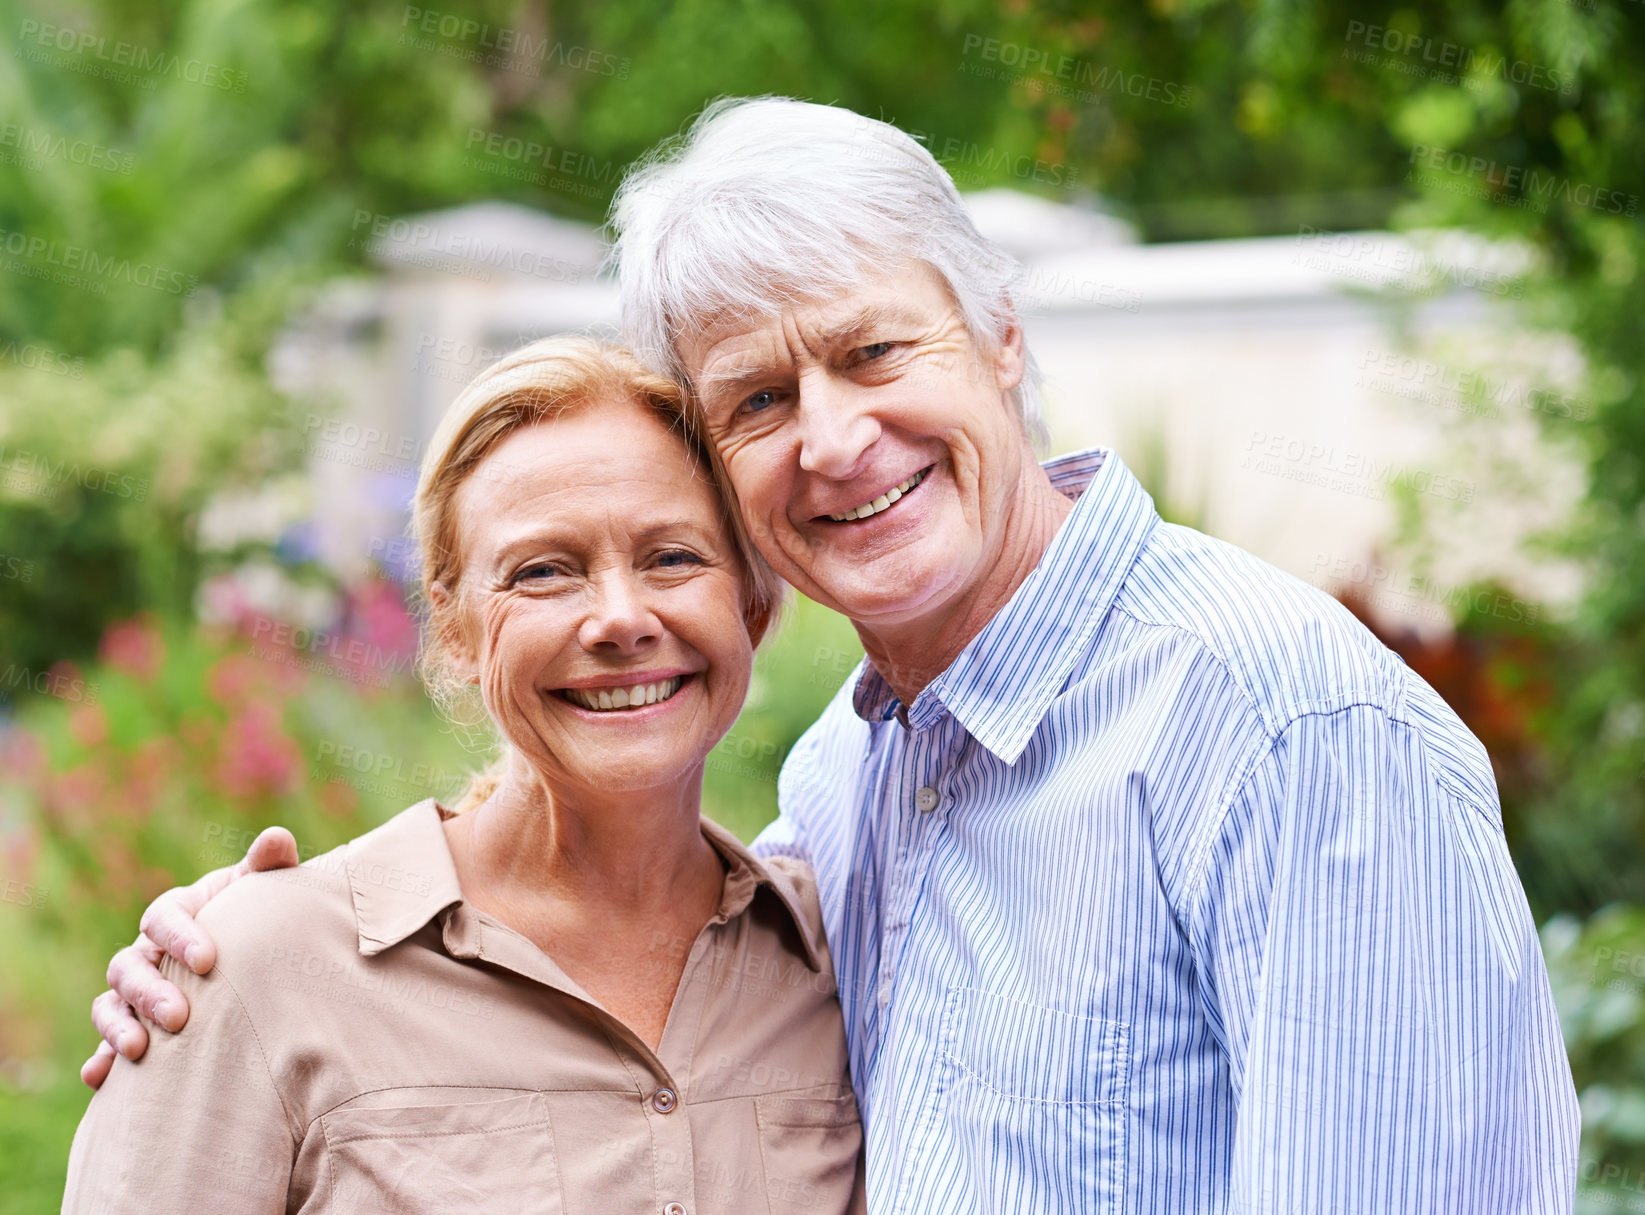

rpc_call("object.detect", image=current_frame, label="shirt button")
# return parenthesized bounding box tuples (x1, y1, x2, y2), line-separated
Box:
(915, 785, 939, 813)
(663, 1205, 687, 1215)
(651, 1087, 678, 1114)
(878, 981, 892, 1008)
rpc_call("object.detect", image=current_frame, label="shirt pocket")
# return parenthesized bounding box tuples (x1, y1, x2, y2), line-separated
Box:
(938, 986, 1129, 1214)
(320, 1089, 561, 1215)
(754, 1089, 865, 1215)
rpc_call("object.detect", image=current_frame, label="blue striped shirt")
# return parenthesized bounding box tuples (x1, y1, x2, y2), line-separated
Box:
(754, 447, 1578, 1214)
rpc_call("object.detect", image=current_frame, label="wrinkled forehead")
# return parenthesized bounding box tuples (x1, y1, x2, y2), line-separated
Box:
(675, 260, 957, 383)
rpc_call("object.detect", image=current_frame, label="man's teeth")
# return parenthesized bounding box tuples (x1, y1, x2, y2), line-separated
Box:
(828, 468, 928, 522)
(563, 676, 684, 712)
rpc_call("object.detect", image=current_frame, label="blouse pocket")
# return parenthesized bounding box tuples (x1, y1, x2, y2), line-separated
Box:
(321, 1089, 560, 1215)
(754, 1089, 865, 1215)
(938, 986, 1129, 1214)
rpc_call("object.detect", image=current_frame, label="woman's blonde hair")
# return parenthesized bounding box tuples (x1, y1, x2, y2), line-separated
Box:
(410, 335, 784, 812)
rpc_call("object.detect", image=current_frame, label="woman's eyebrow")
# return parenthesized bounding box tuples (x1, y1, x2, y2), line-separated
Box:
(491, 518, 714, 559)
(484, 528, 576, 569)
(629, 517, 720, 546)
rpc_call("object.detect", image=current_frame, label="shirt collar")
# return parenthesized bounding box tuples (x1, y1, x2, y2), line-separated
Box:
(850, 447, 1158, 763)
(346, 800, 464, 957)
(700, 816, 829, 972)
(346, 799, 827, 972)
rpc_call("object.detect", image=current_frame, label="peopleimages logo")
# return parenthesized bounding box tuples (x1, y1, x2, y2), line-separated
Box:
(1342, 20, 1576, 97)
(15, 19, 249, 92)
(0, 446, 149, 500)
(1408, 144, 1638, 217)
(0, 123, 136, 175)
(348, 210, 585, 284)
(0, 339, 84, 378)
(1356, 347, 1591, 421)
(958, 33, 1193, 108)
(399, 6, 630, 79)
(0, 227, 197, 296)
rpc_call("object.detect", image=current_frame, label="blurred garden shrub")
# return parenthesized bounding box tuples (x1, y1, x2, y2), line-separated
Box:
(0, 310, 302, 677)
(1546, 908, 1645, 1213)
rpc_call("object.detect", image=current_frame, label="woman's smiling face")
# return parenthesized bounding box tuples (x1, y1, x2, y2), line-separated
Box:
(439, 394, 754, 797)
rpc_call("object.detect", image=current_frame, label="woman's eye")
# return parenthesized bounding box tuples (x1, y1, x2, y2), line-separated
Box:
(513, 563, 560, 584)
(742, 388, 779, 414)
(657, 550, 702, 569)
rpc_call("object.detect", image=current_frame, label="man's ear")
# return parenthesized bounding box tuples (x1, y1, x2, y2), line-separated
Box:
(992, 309, 1027, 394)
(429, 580, 480, 684)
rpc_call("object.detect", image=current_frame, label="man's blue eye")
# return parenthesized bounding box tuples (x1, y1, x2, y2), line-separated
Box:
(859, 342, 893, 360)
(745, 389, 777, 413)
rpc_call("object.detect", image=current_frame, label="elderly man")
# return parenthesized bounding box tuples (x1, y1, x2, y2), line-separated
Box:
(89, 98, 1577, 1212)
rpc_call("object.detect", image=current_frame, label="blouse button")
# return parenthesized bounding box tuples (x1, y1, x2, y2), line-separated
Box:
(651, 1087, 678, 1114)
(663, 1204, 687, 1215)
(915, 785, 939, 813)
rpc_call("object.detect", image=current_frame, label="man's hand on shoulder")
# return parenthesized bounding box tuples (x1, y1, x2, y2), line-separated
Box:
(81, 827, 301, 1089)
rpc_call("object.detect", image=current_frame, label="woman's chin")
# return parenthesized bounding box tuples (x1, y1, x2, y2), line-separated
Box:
(523, 729, 710, 794)
(564, 753, 705, 796)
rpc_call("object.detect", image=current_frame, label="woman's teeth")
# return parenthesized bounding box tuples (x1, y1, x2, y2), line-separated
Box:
(828, 467, 928, 523)
(563, 676, 684, 712)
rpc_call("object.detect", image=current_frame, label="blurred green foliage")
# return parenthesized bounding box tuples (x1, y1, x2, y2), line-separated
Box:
(1, 0, 1642, 1209)
(0, 303, 301, 675)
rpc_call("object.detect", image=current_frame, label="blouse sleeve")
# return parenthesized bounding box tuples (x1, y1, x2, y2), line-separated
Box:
(63, 953, 295, 1214)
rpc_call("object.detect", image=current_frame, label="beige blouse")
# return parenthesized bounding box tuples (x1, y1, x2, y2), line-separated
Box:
(64, 800, 865, 1215)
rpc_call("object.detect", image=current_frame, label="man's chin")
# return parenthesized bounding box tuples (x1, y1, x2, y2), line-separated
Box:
(807, 563, 967, 633)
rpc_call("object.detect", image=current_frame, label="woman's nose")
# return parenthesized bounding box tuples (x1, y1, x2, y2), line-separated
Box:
(576, 574, 662, 653)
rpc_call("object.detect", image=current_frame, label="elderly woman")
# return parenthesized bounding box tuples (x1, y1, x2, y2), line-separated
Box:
(63, 337, 865, 1215)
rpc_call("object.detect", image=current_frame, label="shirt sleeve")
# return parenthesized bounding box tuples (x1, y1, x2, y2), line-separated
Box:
(750, 805, 810, 863)
(63, 955, 294, 1214)
(1187, 700, 1579, 1213)
(754, 730, 826, 864)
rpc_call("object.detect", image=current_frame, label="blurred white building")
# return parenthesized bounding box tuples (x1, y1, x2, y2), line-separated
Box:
(267, 191, 1589, 636)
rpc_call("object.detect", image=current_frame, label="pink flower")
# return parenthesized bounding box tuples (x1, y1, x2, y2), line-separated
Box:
(99, 616, 164, 682)
(0, 825, 39, 889)
(214, 704, 301, 800)
(68, 704, 108, 749)
(206, 654, 260, 707)
(46, 765, 106, 829)
(0, 728, 47, 788)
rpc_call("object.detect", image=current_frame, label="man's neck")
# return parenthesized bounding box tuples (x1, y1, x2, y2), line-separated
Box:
(855, 454, 1075, 707)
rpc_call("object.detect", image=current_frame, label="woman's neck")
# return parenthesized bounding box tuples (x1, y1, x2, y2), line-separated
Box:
(442, 755, 722, 920)
(439, 754, 727, 1049)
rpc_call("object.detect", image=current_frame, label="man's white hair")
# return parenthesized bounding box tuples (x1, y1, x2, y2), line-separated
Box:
(609, 96, 1045, 438)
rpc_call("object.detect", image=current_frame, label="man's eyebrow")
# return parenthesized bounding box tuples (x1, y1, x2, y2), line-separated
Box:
(694, 302, 923, 395)
(814, 302, 919, 345)
(697, 358, 775, 394)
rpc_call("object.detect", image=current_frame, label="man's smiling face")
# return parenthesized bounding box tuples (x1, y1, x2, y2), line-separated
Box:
(681, 261, 1029, 636)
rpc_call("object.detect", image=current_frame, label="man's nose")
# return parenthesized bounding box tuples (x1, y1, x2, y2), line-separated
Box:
(577, 574, 662, 652)
(795, 369, 881, 479)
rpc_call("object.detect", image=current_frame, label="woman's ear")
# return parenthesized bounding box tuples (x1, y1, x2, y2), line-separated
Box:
(429, 580, 480, 683)
(745, 603, 774, 651)
(740, 580, 780, 652)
